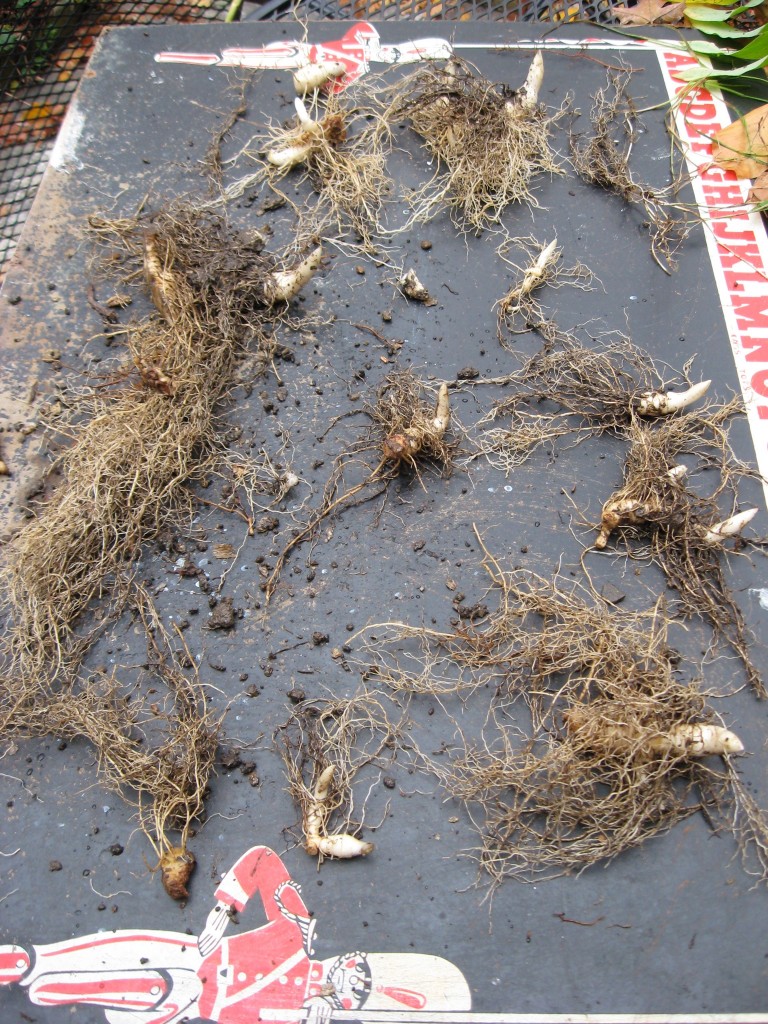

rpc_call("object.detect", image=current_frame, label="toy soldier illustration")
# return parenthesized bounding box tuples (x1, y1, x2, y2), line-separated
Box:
(0, 845, 471, 1024)
(154, 22, 453, 90)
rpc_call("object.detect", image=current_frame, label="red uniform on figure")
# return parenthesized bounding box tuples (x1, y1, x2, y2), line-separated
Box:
(0, 844, 471, 1024)
(198, 846, 326, 1024)
(154, 23, 453, 92)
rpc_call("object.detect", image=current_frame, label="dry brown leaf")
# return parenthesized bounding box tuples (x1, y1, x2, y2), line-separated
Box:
(213, 542, 237, 559)
(748, 167, 768, 205)
(713, 105, 768, 178)
(613, 0, 685, 23)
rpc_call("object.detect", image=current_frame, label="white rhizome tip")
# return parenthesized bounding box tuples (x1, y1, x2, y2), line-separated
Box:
(304, 765, 374, 860)
(637, 379, 711, 417)
(651, 723, 745, 757)
(293, 61, 346, 95)
(266, 245, 323, 304)
(507, 50, 544, 116)
(266, 99, 321, 169)
(701, 507, 758, 545)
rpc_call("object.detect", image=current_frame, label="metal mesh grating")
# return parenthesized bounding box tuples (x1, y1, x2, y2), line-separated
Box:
(249, 0, 616, 24)
(0, 1, 231, 280)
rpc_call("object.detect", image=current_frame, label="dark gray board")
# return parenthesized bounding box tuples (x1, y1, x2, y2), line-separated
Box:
(0, 20, 767, 1023)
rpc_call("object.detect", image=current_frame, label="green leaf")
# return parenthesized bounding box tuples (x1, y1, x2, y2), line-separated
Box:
(686, 20, 764, 35)
(0, 29, 19, 51)
(674, 53, 768, 79)
(730, 28, 768, 59)
(688, 38, 738, 52)
(685, 1, 761, 21)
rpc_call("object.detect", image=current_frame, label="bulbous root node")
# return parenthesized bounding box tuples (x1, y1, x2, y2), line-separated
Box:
(594, 498, 650, 550)
(159, 846, 196, 901)
(304, 765, 374, 860)
(266, 245, 324, 304)
(383, 383, 450, 464)
(293, 61, 346, 95)
(383, 433, 421, 463)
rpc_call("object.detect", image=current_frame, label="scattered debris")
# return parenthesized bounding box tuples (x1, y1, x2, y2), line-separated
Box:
(399, 268, 437, 306)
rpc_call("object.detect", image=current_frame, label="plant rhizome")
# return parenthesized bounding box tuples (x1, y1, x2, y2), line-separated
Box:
(592, 406, 765, 697)
(474, 334, 704, 470)
(265, 369, 456, 600)
(359, 543, 768, 888)
(494, 236, 593, 346)
(0, 202, 322, 891)
(387, 52, 562, 232)
(223, 88, 392, 252)
(275, 688, 405, 860)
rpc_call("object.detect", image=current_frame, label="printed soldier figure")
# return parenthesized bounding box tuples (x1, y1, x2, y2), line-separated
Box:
(154, 22, 453, 90)
(0, 845, 471, 1024)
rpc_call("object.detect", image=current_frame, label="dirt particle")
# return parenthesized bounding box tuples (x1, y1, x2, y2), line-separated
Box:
(207, 597, 235, 630)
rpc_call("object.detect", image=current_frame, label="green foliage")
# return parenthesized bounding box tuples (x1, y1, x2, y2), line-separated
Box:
(672, 2, 768, 89)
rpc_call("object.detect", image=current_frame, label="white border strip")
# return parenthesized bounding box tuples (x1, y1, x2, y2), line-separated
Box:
(262, 1010, 768, 1024)
(657, 47, 768, 507)
(453, 37, 656, 49)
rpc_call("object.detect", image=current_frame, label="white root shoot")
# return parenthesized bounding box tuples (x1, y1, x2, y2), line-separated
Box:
(266, 245, 323, 304)
(566, 709, 744, 759)
(502, 239, 558, 310)
(648, 723, 744, 757)
(266, 99, 322, 169)
(700, 507, 758, 545)
(637, 379, 711, 417)
(293, 61, 346, 95)
(432, 383, 450, 436)
(507, 51, 544, 116)
(304, 765, 374, 860)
